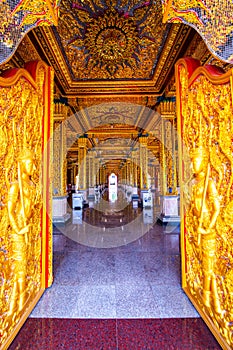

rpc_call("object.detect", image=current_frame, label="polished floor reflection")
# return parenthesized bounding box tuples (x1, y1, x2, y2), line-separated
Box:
(9, 317, 221, 350)
(31, 192, 198, 319)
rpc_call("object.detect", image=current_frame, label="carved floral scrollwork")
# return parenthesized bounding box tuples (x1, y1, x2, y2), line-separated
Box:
(56, 0, 165, 79)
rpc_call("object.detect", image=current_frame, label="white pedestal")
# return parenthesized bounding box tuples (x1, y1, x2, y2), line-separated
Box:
(141, 190, 153, 208)
(132, 187, 138, 195)
(72, 193, 84, 209)
(52, 196, 70, 223)
(94, 188, 100, 203)
(78, 190, 87, 203)
(143, 208, 154, 224)
(72, 209, 83, 224)
(158, 195, 180, 223)
(89, 187, 95, 196)
(132, 193, 139, 208)
(126, 185, 132, 202)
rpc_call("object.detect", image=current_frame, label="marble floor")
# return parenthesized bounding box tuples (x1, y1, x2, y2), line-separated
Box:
(31, 196, 199, 319)
(9, 193, 222, 349)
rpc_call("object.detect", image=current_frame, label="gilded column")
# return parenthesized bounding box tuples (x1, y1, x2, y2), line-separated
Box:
(72, 163, 77, 185)
(78, 137, 88, 190)
(103, 165, 106, 185)
(132, 150, 139, 188)
(124, 163, 127, 185)
(148, 161, 155, 189)
(94, 153, 98, 186)
(160, 100, 177, 194)
(160, 118, 167, 196)
(130, 149, 139, 197)
(125, 161, 128, 185)
(89, 150, 95, 188)
(130, 159, 134, 186)
(100, 164, 103, 186)
(70, 165, 74, 185)
(99, 164, 102, 185)
(52, 103, 70, 223)
(119, 166, 123, 185)
(87, 149, 96, 202)
(158, 100, 179, 221)
(139, 135, 149, 190)
(53, 103, 68, 196)
(127, 160, 131, 185)
(97, 160, 100, 185)
(172, 118, 178, 192)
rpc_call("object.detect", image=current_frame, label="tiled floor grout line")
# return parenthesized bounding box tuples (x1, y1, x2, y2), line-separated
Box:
(115, 319, 119, 350)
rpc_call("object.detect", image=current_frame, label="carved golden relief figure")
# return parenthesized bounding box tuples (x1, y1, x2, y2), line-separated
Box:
(7, 148, 37, 317)
(177, 60, 233, 348)
(189, 146, 221, 313)
(0, 72, 44, 345)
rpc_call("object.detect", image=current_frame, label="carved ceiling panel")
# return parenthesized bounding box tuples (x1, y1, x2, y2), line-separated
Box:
(85, 102, 143, 128)
(22, 1, 193, 95)
(96, 138, 133, 148)
(3, 1, 232, 175)
(55, 0, 166, 80)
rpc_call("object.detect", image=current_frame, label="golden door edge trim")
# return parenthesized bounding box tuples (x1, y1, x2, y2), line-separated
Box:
(188, 65, 232, 87)
(0, 61, 53, 348)
(183, 287, 231, 350)
(1, 289, 44, 350)
(176, 57, 233, 87)
(174, 59, 187, 290)
(175, 57, 233, 350)
(0, 69, 37, 88)
(41, 65, 54, 289)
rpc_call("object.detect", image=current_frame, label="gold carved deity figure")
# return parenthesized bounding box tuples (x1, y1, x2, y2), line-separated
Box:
(7, 148, 36, 318)
(190, 146, 221, 313)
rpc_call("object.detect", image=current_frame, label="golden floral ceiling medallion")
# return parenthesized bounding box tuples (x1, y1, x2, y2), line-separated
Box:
(84, 10, 140, 76)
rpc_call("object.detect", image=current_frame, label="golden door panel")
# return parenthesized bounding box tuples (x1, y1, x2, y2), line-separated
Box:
(0, 61, 53, 349)
(176, 57, 233, 350)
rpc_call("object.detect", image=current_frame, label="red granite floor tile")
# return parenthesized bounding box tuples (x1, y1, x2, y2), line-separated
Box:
(8, 318, 117, 350)
(117, 318, 222, 350)
(8, 318, 222, 350)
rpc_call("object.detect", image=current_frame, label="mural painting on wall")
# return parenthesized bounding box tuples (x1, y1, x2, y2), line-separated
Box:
(176, 57, 233, 349)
